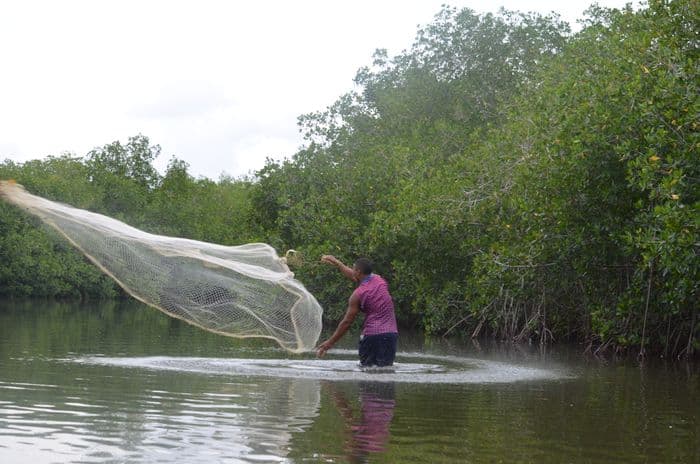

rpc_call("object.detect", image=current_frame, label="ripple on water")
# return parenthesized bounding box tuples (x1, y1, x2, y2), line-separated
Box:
(75, 351, 569, 384)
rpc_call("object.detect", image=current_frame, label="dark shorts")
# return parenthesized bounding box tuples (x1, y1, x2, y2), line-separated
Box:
(358, 332, 398, 367)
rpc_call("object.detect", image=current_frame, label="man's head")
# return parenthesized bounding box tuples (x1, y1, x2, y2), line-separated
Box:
(353, 258, 373, 281)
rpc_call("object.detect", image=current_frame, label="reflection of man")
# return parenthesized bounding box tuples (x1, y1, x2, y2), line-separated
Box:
(325, 381, 396, 461)
(316, 256, 398, 367)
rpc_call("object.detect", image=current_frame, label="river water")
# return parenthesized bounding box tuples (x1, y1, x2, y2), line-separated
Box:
(0, 299, 697, 463)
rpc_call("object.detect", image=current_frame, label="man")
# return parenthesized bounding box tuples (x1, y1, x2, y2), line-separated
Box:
(316, 255, 398, 367)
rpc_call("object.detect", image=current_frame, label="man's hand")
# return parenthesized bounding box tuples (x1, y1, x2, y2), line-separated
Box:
(317, 339, 334, 358)
(321, 255, 338, 265)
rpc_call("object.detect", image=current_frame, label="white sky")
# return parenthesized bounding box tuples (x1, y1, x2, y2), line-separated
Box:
(0, 0, 637, 180)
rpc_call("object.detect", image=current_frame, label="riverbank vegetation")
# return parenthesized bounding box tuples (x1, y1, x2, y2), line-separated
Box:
(1, 1, 697, 358)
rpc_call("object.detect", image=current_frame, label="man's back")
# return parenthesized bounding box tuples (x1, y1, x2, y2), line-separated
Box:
(354, 274, 398, 336)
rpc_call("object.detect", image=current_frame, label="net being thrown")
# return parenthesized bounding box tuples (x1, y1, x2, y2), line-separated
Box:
(0, 181, 323, 353)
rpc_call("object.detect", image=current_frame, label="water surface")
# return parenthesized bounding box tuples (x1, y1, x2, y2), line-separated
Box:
(0, 300, 697, 463)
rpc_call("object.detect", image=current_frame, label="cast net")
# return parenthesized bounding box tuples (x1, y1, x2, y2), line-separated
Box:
(0, 181, 323, 353)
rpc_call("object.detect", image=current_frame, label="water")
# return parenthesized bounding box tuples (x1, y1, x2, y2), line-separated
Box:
(0, 300, 697, 463)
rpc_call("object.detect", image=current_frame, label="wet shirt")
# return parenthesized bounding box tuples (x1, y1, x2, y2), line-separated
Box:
(352, 274, 398, 336)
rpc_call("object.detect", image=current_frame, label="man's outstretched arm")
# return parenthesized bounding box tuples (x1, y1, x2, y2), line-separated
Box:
(321, 255, 356, 281)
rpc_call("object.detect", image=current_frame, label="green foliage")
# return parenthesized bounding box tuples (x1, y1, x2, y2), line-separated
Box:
(250, 1, 698, 357)
(85, 134, 161, 225)
(0, 137, 256, 299)
(0, 156, 116, 298)
(148, 158, 256, 244)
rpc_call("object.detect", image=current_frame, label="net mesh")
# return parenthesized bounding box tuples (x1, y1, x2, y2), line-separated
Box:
(0, 181, 323, 353)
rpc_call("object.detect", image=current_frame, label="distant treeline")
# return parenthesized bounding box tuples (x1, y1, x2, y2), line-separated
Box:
(1, 1, 697, 358)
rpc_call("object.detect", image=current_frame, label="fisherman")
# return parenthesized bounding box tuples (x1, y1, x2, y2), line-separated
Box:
(316, 255, 398, 367)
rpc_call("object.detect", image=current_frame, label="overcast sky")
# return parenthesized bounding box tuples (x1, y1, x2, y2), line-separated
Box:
(0, 0, 637, 179)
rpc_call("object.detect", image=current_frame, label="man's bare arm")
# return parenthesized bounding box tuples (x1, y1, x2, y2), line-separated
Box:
(321, 255, 356, 281)
(317, 292, 360, 357)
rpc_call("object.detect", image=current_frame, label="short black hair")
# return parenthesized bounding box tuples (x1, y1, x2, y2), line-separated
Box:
(354, 258, 373, 275)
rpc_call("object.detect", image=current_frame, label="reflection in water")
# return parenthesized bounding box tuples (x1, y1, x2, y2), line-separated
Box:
(244, 377, 321, 460)
(0, 369, 321, 463)
(325, 381, 396, 462)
